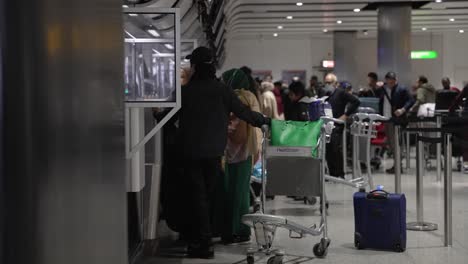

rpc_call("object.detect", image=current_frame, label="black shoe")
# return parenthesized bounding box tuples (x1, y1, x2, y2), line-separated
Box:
(222, 235, 250, 245)
(187, 244, 214, 259)
(386, 166, 403, 174)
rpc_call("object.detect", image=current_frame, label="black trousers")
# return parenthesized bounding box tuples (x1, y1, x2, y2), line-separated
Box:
(183, 157, 221, 245)
(326, 125, 344, 178)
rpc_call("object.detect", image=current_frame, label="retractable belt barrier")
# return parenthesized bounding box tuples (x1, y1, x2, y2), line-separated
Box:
(403, 127, 451, 245)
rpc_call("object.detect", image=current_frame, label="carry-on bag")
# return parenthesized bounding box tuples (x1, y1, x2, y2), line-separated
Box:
(270, 119, 323, 157)
(353, 188, 406, 252)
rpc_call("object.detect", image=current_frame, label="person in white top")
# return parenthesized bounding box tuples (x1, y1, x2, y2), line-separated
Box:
(260, 81, 280, 119)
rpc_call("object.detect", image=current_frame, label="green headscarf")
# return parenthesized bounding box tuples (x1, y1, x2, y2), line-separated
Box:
(222, 68, 249, 91)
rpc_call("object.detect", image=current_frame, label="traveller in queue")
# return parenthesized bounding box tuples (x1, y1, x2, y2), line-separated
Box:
(260, 81, 280, 120)
(307, 75, 322, 97)
(273, 81, 284, 118)
(437, 77, 460, 110)
(441, 77, 461, 93)
(286, 81, 310, 121)
(450, 84, 468, 173)
(180, 47, 270, 259)
(359, 72, 382, 97)
(409, 75, 436, 113)
(325, 73, 360, 178)
(217, 68, 262, 245)
(379, 72, 414, 174)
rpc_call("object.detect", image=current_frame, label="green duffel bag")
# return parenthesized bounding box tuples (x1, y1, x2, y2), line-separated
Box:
(270, 119, 323, 157)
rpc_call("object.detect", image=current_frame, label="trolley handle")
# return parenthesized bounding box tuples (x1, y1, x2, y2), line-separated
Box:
(320, 116, 345, 125)
(357, 107, 376, 114)
(368, 114, 389, 122)
(353, 113, 369, 121)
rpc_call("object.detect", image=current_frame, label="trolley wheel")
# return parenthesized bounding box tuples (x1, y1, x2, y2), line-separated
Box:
(313, 243, 328, 258)
(246, 255, 255, 264)
(355, 241, 363, 250)
(267, 256, 283, 264)
(305, 196, 317, 205)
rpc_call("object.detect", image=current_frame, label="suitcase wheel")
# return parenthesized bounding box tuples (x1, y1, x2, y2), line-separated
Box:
(246, 255, 255, 264)
(355, 241, 363, 250)
(394, 244, 405, 253)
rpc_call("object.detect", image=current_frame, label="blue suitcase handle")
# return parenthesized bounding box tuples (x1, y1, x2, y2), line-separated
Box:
(366, 190, 389, 200)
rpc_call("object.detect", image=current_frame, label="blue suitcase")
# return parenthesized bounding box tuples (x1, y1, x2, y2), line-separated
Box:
(353, 189, 406, 252)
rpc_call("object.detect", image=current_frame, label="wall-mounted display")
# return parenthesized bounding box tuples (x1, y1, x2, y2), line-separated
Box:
(282, 70, 306, 84)
(252, 70, 273, 82)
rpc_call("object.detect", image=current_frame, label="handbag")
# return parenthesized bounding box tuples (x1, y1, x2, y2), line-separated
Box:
(270, 119, 323, 157)
(417, 103, 436, 117)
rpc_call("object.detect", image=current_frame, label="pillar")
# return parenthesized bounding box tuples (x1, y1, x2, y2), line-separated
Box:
(377, 5, 412, 87)
(334, 31, 358, 90)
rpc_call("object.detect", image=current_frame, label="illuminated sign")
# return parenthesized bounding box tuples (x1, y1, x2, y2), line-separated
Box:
(411, 50, 438, 60)
(322, 60, 335, 68)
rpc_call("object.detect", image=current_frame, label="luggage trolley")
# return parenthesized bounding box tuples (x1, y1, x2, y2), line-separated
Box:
(242, 117, 350, 263)
(350, 111, 389, 189)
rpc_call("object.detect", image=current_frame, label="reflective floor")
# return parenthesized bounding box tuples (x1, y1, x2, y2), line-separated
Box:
(146, 157, 468, 264)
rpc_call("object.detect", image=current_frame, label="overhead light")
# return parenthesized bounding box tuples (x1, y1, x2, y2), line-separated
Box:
(422, 27, 427, 31)
(459, 29, 465, 33)
(123, 5, 129, 8)
(165, 44, 174, 49)
(286, 16, 293, 19)
(450, 18, 455, 22)
(337, 20, 343, 24)
(147, 29, 160, 37)
(353, 8, 361, 12)
(323, 29, 328, 33)
(277, 25, 283, 29)
(435, 0, 442, 2)
(273, 33, 278, 37)
(129, 13, 138, 17)
(296, 2, 303, 6)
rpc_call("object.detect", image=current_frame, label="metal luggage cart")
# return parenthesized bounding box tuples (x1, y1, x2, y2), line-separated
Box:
(242, 117, 357, 264)
(350, 111, 389, 190)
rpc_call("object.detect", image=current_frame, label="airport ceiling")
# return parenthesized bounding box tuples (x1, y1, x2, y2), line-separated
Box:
(224, 0, 468, 37)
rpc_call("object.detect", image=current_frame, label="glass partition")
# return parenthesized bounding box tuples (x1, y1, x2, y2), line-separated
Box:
(123, 11, 178, 104)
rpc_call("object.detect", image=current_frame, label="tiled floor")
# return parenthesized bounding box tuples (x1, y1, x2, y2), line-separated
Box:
(144, 157, 468, 264)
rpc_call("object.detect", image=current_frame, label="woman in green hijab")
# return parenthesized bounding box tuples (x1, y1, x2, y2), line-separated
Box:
(215, 68, 262, 244)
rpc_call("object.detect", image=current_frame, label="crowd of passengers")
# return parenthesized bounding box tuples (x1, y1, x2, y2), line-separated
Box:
(157, 47, 468, 259)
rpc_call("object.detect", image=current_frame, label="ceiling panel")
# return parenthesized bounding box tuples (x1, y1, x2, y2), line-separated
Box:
(223, 0, 468, 37)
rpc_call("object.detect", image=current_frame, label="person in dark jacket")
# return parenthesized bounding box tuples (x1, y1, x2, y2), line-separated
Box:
(180, 47, 269, 259)
(325, 73, 360, 178)
(359, 72, 382, 97)
(436, 77, 460, 110)
(449, 84, 468, 173)
(378, 72, 414, 173)
(286, 81, 310, 121)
